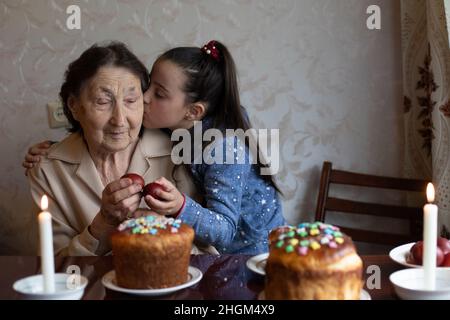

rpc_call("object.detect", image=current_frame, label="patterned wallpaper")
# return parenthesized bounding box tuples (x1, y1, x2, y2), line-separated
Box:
(0, 0, 404, 254)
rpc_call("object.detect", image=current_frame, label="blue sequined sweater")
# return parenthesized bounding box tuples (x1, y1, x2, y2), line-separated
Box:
(177, 117, 285, 254)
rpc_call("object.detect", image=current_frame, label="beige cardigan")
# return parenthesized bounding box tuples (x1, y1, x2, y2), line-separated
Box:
(28, 129, 201, 256)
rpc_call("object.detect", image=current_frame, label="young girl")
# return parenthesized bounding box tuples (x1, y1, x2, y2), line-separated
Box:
(23, 40, 285, 254)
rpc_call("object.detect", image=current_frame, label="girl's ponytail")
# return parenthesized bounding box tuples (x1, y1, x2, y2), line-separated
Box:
(208, 41, 247, 131)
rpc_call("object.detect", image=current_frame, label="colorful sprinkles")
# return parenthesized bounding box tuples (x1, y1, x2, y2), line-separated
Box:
(117, 215, 182, 235)
(273, 222, 345, 256)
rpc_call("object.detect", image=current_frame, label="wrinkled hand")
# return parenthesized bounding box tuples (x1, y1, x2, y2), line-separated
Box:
(144, 177, 184, 216)
(23, 140, 54, 176)
(100, 177, 143, 225)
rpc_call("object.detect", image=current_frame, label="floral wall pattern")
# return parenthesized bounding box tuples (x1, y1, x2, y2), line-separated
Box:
(0, 0, 404, 254)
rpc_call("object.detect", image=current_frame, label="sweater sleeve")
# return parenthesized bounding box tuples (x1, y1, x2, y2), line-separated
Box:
(177, 137, 251, 251)
(28, 165, 100, 256)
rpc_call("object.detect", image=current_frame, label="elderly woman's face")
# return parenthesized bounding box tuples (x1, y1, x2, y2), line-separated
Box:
(70, 66, 143, 153)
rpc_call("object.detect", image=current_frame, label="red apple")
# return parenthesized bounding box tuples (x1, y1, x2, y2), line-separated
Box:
(411, 241, 423, 264)
(437, 237, 450, 255)
(442, 253, 450, 267)
(143, 182, 165, 201)
(121, 173, 145, 188)
(410, 240, 445, 266)
(437, 247, 445, 266)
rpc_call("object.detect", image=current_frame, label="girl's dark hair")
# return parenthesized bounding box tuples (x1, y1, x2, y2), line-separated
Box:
(158, 41, 281, 194)
(60, 41, 149, 133)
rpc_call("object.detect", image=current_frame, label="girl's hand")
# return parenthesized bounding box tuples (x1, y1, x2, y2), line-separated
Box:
(99, 177, 143, 225)
(23, 140, 54, 175)
(144, 177, 185, 216)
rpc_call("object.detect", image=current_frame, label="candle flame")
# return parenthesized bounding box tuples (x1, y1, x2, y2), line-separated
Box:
(426, 183, 435, 203)
(41, 195, 48, 211)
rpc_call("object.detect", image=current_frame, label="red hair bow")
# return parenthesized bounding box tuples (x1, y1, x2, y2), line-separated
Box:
(201, 40, 220, 61)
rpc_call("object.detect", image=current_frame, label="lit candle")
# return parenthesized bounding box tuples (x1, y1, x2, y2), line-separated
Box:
(39, 195, 55, 293)
(423, 183, 438, 290)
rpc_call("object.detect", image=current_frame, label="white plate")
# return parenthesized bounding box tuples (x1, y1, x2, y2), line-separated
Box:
(258, 289, 371, 300)
(390, 268, 450, 300)
(13, 273, 88, 300)
(101, 266, 202, 296)
(389, 243, 450, 269)
(246, 253, 269, 276)
(360, 289, 371, 300)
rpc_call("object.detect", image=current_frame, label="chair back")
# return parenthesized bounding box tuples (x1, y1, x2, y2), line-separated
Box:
(315, 161, 428, 247)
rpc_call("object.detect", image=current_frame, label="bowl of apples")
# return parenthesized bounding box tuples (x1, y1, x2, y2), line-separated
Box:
(389, 237, 450, 299)
(389, 237, 450, 268)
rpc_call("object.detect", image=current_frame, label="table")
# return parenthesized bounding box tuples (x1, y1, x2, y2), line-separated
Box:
(0, 255, 403, 300)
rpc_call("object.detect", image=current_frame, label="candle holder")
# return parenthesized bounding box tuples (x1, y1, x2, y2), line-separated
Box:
(13, 273, 88, 300)
(390, 268, 450, 300)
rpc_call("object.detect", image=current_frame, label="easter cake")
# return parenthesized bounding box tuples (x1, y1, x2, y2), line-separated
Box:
(265, 222, 363, 299)
(111, 215, 194, 289)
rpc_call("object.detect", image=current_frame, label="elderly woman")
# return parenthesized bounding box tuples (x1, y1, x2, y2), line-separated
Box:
(28, 42, 196, 256)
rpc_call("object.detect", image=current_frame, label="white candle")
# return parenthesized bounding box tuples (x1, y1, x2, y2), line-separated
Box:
(423, 183, 438, 290)
(39, 195, 55, 293)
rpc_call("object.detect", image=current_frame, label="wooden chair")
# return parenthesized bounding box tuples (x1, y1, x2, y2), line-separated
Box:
(315, 161, 428, 249)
